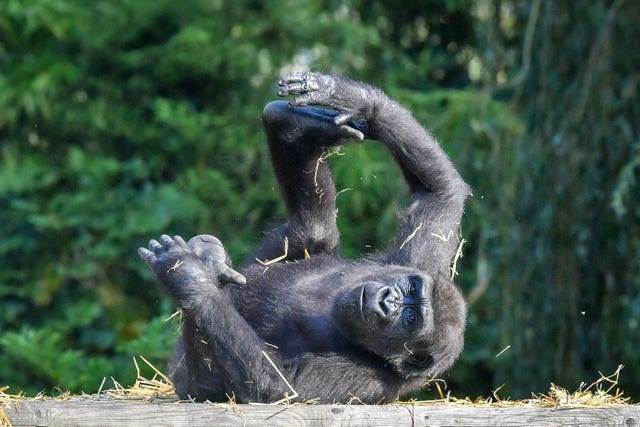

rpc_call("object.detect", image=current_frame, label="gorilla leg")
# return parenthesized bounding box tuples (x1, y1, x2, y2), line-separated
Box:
(253, 102, 358, 261)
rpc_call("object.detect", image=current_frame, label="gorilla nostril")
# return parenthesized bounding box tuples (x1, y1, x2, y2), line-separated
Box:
(378, 300, 387, 315)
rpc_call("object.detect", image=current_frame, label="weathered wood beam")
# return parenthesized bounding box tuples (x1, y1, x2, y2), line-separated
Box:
(2, 400, 639, 427)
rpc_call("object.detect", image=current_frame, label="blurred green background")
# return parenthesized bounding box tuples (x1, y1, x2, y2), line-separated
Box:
(1, 0, 638, 400)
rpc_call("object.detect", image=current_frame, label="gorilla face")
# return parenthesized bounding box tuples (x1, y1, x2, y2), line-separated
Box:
(333, 271, 436, 373)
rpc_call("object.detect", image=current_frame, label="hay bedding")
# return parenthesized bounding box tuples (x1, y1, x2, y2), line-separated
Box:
(1, 360, 633, 405)
(0, 360, 635, 427)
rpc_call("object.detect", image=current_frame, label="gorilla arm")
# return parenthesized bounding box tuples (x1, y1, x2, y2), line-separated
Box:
(371, 97, 471, 276)
(138, 235, 286, 402)
(277, 72, 472, 275)
(292, 353, 400, 403)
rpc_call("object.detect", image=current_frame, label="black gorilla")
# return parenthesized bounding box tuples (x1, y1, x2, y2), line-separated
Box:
(139, 72, 471, 404)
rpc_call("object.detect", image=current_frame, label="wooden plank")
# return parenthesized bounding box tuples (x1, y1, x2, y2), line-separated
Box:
(2, 399, 639, 427)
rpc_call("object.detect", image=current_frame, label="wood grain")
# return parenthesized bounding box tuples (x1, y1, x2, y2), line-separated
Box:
(2, 399, 639, 427)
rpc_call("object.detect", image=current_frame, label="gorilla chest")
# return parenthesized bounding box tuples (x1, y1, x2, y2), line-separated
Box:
(229, 277, 346, 357)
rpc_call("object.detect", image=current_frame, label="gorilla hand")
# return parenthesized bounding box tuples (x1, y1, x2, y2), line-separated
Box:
(188, 234, 246, 286)
(138, 234, 245, 304)
(277, 72, 383, 141)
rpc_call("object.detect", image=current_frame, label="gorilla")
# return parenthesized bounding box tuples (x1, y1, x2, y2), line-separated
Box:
(139, 72, 471, 404)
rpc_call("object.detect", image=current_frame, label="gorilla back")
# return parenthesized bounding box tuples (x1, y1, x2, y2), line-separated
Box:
(139, 72, 470, 403)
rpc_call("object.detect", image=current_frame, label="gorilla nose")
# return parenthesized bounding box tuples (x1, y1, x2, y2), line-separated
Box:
(363, 284, 399, 320)
(380, 289, 400, 317)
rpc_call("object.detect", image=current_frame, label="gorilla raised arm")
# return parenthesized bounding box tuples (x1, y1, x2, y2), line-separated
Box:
(139, 72, 471, 404)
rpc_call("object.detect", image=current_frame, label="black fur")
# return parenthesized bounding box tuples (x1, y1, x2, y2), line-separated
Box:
(139, 72, 471, 403)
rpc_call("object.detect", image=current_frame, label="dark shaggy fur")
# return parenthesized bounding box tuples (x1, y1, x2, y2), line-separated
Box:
(139, 72, 471, 403)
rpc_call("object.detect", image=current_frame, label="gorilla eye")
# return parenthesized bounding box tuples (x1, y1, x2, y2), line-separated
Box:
(406, 311, 416, 325)
(409, 282, 417, 295)
(407, 275, 421, 295)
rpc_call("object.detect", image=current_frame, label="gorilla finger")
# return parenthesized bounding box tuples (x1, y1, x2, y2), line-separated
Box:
(138, 247, 155, 264)
(278, 72, 306, 85)
(149, 239, 163, 253)
(279, 82, 306, 95)
(159, 234, 174, 247)
(173, 235, 188, 248)
(219, 265, 247, 286)
(338, 125, 365, 142)
(334, 112, 357, 127)
(288, 94, 312, 108)
(304, 75, 322, 92)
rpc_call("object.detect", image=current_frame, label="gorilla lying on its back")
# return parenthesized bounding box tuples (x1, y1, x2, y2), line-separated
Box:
(139, 72, 471, 403)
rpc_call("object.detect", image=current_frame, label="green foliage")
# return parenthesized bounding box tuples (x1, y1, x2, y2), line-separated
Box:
(1, 0, 638, 401)
(0, 0, 452, 395)
(0, 0, 295, 394)
(488, 0, 640, 398)
(1, 301, 113, 392)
